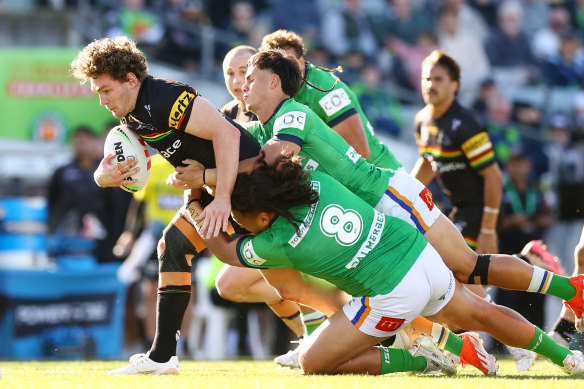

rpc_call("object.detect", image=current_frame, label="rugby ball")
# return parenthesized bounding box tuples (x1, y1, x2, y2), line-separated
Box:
(103, 124, 151, 193)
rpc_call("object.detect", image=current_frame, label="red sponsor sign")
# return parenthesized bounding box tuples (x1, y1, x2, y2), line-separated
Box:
(375, 316, 405, 332)
(419, 187, 434, 211)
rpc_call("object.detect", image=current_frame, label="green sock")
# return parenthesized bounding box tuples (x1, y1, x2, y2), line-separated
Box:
(526, 326, 571, 366)
(301, 311, 326, 336)
(431, 324, 463, 355)
(379, 346, 427, 374)
(527, 268, 576, 300)
(547, 275, 576, 301)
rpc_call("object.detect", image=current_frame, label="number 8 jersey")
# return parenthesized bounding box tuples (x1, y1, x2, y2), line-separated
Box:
(236, 171, 427, 297)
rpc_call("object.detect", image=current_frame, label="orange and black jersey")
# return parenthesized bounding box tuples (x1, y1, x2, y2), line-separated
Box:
(414, 100, 496, 207)
(122, 76, 260, 168)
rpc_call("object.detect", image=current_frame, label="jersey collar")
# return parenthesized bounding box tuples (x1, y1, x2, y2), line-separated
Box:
(262, 97, 290, 125)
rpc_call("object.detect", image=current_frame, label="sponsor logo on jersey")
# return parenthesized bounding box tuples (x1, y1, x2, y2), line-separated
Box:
(319, 88, 351, 117)
(288, 181, 320, 247)
(159, 139, 182, 159)
(145, 104, 151, 117)
(375, 316, 405, 332)
(345, 210, 384, 269)
(243, 239, 266, 266)
(461, 132, 492, 158)
(346, 146, 360, 163)
(169, 91, 195, 129)
(304, 159, 319, 171)
(419, 187, 434, 211)
(452, 118, 461, 131)
(274, 111, 306, 133)
(432, 161, 466, 173)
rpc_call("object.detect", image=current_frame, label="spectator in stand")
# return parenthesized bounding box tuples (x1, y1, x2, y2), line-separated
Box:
(320, 0, 378, 59)
(494, 149, 555, 351)
(351, 64, 404, 137)
(270, 0, 321, 40)
(472, 77, 498, 116)
(540, 32, 584, 87)
(485, 95, 523, 166)
(531, 5, 572, 60)
(155, 0, 209, 73)
(338, 48, 367, 86)
(543, 112, 584, 284)
(378, 0, 434, 45)
(467, 0, 499, 28)
(47, 127, 104, 244)
(224, 0, 270, 48)
(521, 0, 550, 38)
(388, 30, 438, 93)
(440, 0, 490, 43)
(437, 5, 491, 105)
(104, 0, 165, 50)
(484, 0, 539, 85)
(572, 89, 584, 143)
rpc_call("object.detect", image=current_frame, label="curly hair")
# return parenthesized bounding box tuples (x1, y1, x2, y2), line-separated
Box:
(249, 49, 303, 97)
(70, 36, 148, 83)
(260, 29, 306, 59)
(231, 153, 319, 234)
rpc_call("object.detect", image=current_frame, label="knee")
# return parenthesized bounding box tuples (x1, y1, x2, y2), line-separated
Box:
(215, 272, 247, 302)
(298, 348, 332, 375)
(451, 252, 479, 282)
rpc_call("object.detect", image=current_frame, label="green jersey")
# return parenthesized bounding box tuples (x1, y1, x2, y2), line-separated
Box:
(247, 98, 392, 207)
(236, 171, 427, 296)
(294, 63, 402, 170)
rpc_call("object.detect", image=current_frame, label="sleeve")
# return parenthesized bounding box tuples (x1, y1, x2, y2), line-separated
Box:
(317, 82, 359, 127)
(153, 81, 199, 132)
(273, 109, 311, 147)
(457, 115, 496, 171)
(236, 233, 288, 269)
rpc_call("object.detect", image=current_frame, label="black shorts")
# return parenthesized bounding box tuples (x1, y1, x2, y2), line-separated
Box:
(449, 205, 482, 250)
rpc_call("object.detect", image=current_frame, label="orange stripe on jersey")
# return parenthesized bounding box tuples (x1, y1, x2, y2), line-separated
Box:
(174, 215, 207, 253)
(386, 186, 430, 233)
(354, 297, 371, 329)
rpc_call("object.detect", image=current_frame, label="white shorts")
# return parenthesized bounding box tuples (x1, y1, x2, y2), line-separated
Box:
(375, 170, 441, 235)
(343, 244, 455, 338)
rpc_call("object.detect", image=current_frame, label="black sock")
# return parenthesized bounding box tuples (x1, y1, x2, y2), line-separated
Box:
(148, 285, 191, 363)
(554, 318, 577, 343)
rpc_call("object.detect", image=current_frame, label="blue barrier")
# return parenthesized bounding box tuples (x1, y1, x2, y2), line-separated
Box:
(0, 263, 127, 359)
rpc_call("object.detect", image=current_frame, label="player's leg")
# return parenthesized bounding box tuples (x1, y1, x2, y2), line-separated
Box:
(550, 225, 584, 343)
(381, 172, 579, 301)
(298, 258, 456, 376)
(426, 278, 582, 373)
(215, 264, 304, 337)
(109, 202, 205, 375)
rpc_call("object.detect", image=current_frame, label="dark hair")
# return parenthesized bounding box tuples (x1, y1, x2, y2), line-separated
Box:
(231, 153, 319, 234)
(422, 49, 461, 84)
(71, 36, 149, 83)
(249, 49, 303, 97)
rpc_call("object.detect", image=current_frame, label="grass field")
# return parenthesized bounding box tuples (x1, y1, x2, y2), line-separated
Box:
(1, 356, 583, 389)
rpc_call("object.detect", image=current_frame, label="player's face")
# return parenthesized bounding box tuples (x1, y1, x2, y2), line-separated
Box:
(231, 210, 269, 234)
(242, 64, 274, 113)
(420, 64, 458, 106)
(223, 53, 252, 101)
(90, 73, 137, 118)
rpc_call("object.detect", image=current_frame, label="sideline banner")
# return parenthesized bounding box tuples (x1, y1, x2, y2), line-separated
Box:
(0, 48, 115, 143)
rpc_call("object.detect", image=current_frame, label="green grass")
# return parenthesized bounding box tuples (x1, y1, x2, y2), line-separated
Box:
(1, 356, 583, 389)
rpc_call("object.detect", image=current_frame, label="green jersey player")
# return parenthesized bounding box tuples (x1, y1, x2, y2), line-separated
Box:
(187, 49, 584, 327)
(260, 29, 401, 170)
(185, 155, 584, 376)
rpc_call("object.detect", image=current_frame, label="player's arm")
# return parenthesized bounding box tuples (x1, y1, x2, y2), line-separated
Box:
(183, 199, 245, 267)
(330, 113, 370, 158)
(94, 153, 139, 187)
(183, 138, 302, 187)
(183, 97, 240, 238)
(476, 163, 502, 253)
(411, 156, 435, 186)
